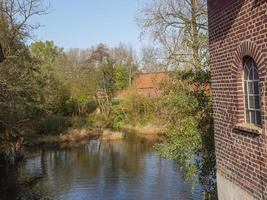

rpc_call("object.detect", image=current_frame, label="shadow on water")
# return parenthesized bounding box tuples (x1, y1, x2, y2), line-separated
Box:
(0, 135, 206, 200)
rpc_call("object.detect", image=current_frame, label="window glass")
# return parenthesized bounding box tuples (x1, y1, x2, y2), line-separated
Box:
(244, 57, 261, 126)
(254, 82, 259, 94)
(248, 82, 253, 94)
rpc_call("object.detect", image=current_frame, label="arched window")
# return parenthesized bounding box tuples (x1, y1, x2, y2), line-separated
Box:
(244, 57, 261, 125)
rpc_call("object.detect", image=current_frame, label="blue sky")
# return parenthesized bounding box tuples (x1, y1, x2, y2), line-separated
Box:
(31, 0, 147, 51)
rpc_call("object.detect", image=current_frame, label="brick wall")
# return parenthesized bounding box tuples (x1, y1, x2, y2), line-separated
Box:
(208, 0, 267, 199)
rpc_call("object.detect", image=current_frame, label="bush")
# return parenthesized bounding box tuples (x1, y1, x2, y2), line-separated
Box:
(61, 99, 78, 115)
(110, 105, 127, 129)
(58, 98, 99, 116)
(122, 88, 155, 125)
(88, 113, 112, 129)
(85, 100, 98, 114)
(35, 115, 72, 135)
(71, 116, 91, 129)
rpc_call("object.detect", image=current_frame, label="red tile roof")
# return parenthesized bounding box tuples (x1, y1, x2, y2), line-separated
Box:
(134, 72, 169, 89)
(133, 72, 170, 97)
(115, 72, 170, 99)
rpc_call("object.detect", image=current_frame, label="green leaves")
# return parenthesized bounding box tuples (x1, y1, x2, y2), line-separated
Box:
(154, 68, 216, 197)
(31, 41, 64, 66)
(114, 66, 131, 91)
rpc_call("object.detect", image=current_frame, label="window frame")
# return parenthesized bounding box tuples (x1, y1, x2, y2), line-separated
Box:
(243, 57, 261, 126)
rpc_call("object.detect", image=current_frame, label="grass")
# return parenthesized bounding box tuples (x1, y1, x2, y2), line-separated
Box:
(119, 123, 165, 142)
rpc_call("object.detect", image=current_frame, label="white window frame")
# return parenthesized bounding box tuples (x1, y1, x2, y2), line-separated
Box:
(244, 57, 261, 126)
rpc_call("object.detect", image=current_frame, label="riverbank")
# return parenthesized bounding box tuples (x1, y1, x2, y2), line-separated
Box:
(24, 127, 126, 148)
(23, 123, 164, 148)
(119, 124, 165, 142)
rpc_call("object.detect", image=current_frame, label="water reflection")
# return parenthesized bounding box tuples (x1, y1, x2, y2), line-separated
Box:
(0, 137, 203, 200)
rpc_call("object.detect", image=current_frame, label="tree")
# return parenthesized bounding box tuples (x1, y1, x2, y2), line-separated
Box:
(140, 45, 163, 72)
(111, 44, 138, 88)
(0, 0, 49, 148)
(44, 47, 100, 115)
(30, 41, 70, 115)
(31, 41, 64, 66)
(137, 1, 216, 198)
(0, 0, 49, 56)
(137, 0, 208, 69)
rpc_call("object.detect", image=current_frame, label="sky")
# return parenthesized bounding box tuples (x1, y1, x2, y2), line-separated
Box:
(31, 0, 148, 52)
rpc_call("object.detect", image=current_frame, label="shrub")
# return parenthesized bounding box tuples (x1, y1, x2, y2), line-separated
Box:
(85, 100, 98, 114)
(71, 116, 91, 129)
(88, 113, 111, 129)
(109, 105, 127, 129)
(61, 99, 78, 115)
(122, 88, 155, 125)
(59, 99, 98, 116)
(35, 115, 72, 135)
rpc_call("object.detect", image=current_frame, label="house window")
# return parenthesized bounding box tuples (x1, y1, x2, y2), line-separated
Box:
(244, 57, 261, 125)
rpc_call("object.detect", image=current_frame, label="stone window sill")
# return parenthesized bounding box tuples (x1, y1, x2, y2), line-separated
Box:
(234, 123, 262, 135)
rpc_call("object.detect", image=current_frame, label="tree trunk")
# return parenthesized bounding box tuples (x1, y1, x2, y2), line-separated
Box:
(191, 0, 201, 70)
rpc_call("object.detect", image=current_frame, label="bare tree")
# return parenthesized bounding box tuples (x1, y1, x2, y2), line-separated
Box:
(140, 45, 163, 72)
(110, 43, 138, 86)
(137, 0, 208, 69)
(0, 0, 49, 56)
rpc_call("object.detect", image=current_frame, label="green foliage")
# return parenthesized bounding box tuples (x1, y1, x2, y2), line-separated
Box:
(0, 50, 45, 140)
(114, 66, 131, 90)
(31, 46, 70, 116)
(154, 69, 216, 197)
(154, 71, 201, 178)
(31, 41, 64, 66)
(156, 118, 201, 180)
(109, 104, 127, 129)
(122, 88, 155, 125)
(70, 116, 91, 129)
(99, 59, 116, 99)
(88, 113, 111, 129)
(35, 116, 72, 135)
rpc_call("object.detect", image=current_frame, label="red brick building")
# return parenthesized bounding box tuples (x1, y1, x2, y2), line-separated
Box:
(116, 72, 169, 99)
(208, 0, 267, 199)
(133, 72, 169, 97)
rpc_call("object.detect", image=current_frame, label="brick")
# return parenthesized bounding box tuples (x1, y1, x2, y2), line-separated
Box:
(208, 0, 267, 199)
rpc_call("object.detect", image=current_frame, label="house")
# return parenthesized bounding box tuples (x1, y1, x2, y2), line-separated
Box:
(208, 0, 267, 200)
(116, 72, 170, 99)
(132, 72, 169, 97)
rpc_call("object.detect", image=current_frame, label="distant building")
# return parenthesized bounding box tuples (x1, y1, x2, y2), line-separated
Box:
(116, 72, 170, 99)
(208, 0, 267, 200)
(133, 72, 169, 97)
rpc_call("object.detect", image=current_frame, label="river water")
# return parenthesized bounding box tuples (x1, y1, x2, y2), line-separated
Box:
(0, 136, 204, 200)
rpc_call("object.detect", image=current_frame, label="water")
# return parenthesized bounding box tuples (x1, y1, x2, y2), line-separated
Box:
(0, 136, 203, 200)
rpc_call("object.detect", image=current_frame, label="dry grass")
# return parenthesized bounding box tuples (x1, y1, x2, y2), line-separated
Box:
(25, 128, 125, 147)
(119, 124, 165, 142)
(121, 124, 163, 135)
(25, 128, 98, 147)
(101, 129, 125, 140)
(59, 128, 91, 142)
